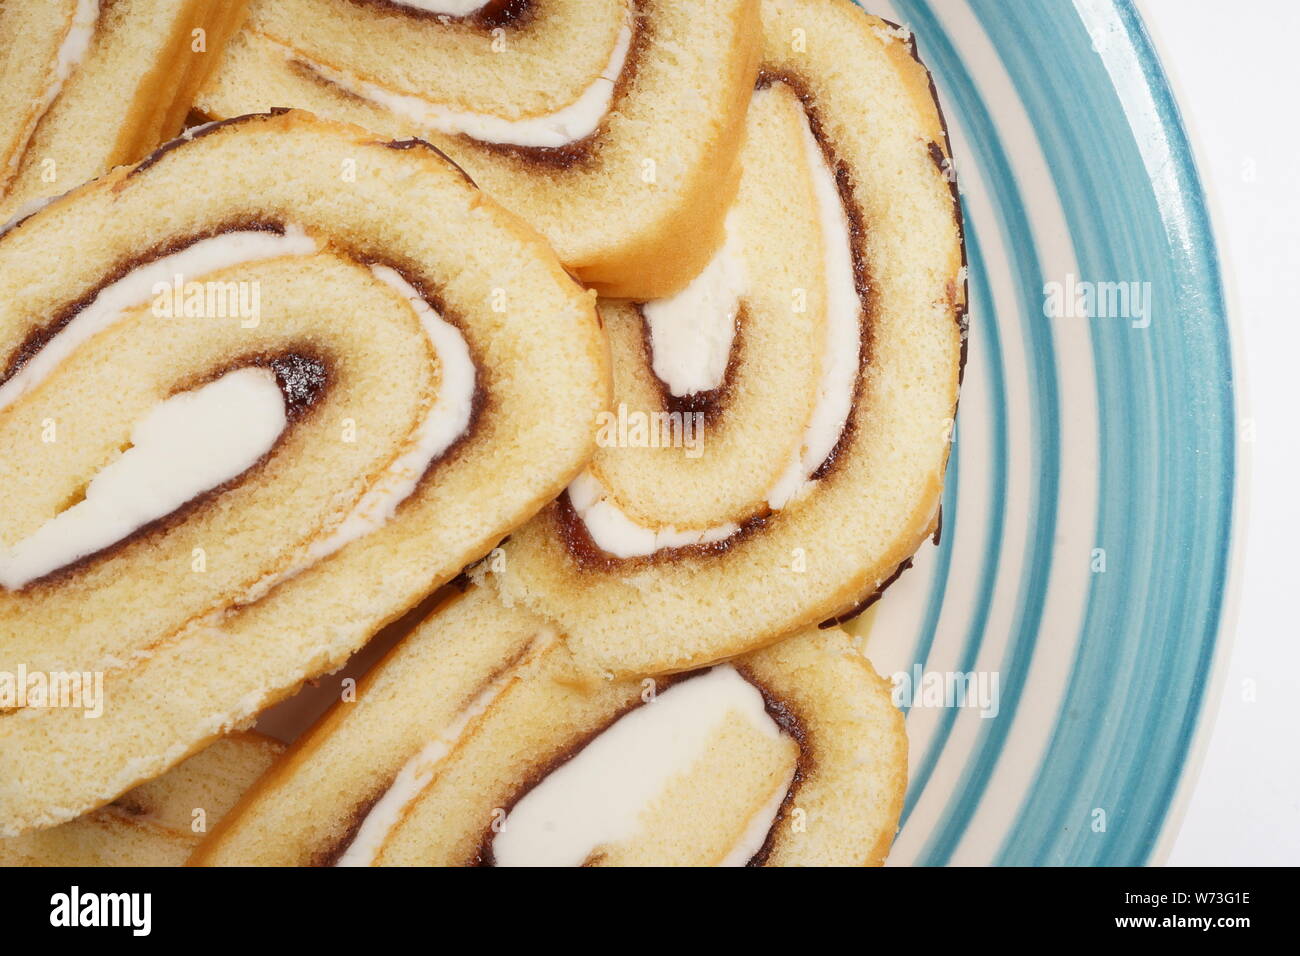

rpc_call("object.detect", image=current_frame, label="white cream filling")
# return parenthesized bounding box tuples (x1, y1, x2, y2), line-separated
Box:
(491, 665, 787, 867)
(302, 264, 476, 563)
(0, 368, 285, 590)
(568, 471, 738, 559)
(52, 0, 99, 89)
(0, 227, 317, 414)
(276, 8, 634, 149)
(570, 102, 862, 558)
(12, 0, 101, 175)
(765, 113, 862, 510)
(336, 628, 555, 867)
(387, 0, 489, 14)
(642, 213, 746, 397)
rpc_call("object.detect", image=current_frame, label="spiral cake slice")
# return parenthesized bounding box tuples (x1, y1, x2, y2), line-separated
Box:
(195, 0, 761, 298)
(484, 0, 967, 677)
(0, 0, 250, 223)
(190, 584, 906, 867)
(0, 109, 609, 835)
(0, 732, 281, 867)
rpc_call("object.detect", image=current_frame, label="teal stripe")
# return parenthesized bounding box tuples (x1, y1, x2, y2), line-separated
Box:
(887, 0, 1064, 866)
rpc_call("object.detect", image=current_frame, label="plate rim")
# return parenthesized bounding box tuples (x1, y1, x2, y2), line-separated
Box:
(1127, 0, 1250, 866)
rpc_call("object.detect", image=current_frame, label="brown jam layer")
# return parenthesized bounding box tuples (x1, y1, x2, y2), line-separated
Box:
(732, 663, 811, 867)
(0, 193, 61, 240)
(176, 350, 330, 420)
(384, 137, 479, 187)
(470, 666, 808, 867)
(313, 788, 386, 868)
(269, 352, 330, 415)
(129, 109, 292, 179)
(927, 139, 969, 385)
(350, 252, 488, 484)
(756, 69, 871, 484)
(818, 555, 916, 630)
(478, 0, 649, 169)
(890, 8, 967, 384)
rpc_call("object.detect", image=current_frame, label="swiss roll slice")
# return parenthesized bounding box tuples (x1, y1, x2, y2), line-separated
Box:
(195, 0, 763, 298)
(487, 0, 967, 677)
(0, 109, 609, 834)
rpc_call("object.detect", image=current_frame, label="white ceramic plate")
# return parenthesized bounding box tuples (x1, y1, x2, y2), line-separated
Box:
(846, 0, 1240, 865)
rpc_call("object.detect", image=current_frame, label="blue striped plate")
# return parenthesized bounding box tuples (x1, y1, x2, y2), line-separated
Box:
(848, 0, 1241, 865)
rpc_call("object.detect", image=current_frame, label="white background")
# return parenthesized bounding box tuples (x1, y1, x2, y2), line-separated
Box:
(1139, 0, 1299, 865)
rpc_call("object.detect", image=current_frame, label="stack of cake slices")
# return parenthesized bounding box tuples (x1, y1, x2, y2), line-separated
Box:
(0, 0, 964, 867)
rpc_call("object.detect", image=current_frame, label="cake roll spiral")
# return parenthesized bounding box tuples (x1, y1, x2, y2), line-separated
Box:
(191, 585, 906, 867)
(0, 0, 250, 222)
(483, 0, 968, 677)
(195, 0, 763, 298)
(0, 109, 609, 834)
